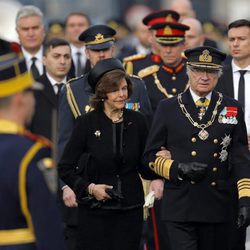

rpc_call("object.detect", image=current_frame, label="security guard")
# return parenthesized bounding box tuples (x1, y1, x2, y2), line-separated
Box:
(138, 21, 190, 112)
(0, 53, 65, 249)
(57, 24, 152, 250)
(123, 10, 181, 76)
(144, 46, 250, 250)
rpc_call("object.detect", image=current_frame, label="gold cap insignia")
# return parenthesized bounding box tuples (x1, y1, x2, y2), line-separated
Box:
(163, 26, 172, 35)
(95, 33, 104, 42)
(165, 15, 173, 22)
(199, 50, 212, 62)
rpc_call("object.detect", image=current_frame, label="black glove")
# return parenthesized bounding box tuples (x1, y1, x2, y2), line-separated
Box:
(237, 206, 250, 228)
(178, 162, 208, 182)
(105, 188, 124, 202)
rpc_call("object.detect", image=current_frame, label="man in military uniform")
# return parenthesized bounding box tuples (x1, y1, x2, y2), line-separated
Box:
(144, 46, 250, 250)
(123, 10, 181, 76)
(138, 21, 190, 112)
(0, 53, 65, 249)
(57, 24, 152, 250)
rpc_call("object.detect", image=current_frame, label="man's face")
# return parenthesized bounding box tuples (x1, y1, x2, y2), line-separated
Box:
(158, 42, 185, 67)
(85, 46, 114, 67)
(188, 67, 220, 97)
(16, 16, 45, 53)
(228, 26, 250, 62)
(43, 45, 72, 79)
(134, 22, 151, 49)
(65, 15, 89, 45)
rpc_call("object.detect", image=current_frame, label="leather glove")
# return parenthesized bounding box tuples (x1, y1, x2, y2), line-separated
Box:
(178, 162, 208, 182)
(237, 206, 250, 228)
(105, 188, 124, 202)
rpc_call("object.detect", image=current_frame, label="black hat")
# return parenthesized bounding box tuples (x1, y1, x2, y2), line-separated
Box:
(0, 53, 43, 97)
(88, 58, 124, 92)
(143, 9, 180, 27)
(184, 46, 226, 69)
(150, 22, 189, 45)
(79, 25, 116, 50)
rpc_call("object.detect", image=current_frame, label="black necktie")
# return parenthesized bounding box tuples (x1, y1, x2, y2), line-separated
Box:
(30, 57, 40, 79)
(76, 52, 82, 77)
(238, 70, 247, 111)
(56, 83, 63, 98)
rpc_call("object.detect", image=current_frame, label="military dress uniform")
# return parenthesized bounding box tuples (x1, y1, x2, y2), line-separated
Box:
(138, 58, 188, 112)
(144, 46, 250, 250)
(0, 53, 65, 250)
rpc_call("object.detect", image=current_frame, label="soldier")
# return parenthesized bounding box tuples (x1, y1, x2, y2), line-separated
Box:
(144, 46, 250, 250)
(57, 24, 152, 250)
(0, 52, 65, 249)
(138, 21, 189, 112)
(123, 10, 181, 76)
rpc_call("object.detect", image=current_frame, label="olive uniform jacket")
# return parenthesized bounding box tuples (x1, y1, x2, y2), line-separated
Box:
(144, 89, 250, 222)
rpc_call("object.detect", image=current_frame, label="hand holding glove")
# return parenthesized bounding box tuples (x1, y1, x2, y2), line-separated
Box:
(178, 162, 208, 182)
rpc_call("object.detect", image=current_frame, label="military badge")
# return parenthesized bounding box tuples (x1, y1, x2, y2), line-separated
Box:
(126, 102, 140, 111)
(219, 134, 232, 162)
(218, 107, 238, 124)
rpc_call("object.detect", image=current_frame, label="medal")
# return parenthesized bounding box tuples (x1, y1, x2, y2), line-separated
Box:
(198, 129, 209, 140)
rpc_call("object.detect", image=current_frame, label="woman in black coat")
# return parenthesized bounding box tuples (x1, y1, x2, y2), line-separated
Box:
(58, 58, 155, 250)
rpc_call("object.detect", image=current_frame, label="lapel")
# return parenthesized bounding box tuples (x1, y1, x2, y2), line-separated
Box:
(38, 74, 58, 107)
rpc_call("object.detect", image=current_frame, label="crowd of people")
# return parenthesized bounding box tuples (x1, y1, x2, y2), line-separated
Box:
(0, 0, 250, 249)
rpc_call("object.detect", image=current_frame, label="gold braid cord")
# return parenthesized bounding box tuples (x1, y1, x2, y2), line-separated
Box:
(66, 83, 82, 119)
(149, 157, 174, 180)
(237, 178, 250, 199)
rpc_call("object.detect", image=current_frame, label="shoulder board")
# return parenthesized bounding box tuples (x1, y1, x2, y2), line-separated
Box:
(129, 74, 142, 80)
(138, 65, 160, 78)
(123, 54, 147, 63)
(22, 130, 52, 147)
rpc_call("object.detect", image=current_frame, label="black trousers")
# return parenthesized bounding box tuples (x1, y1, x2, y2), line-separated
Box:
(165, 221, 229, 250)
(77, 205, 143, 250)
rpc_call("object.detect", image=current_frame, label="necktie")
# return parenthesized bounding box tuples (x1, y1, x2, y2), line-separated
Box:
(30, 57, 40, 79)
(196, 97, 210, 120)
(76, 52, 82, 77)
(238, 70, 247, 112)
(56, 83, 63, 98)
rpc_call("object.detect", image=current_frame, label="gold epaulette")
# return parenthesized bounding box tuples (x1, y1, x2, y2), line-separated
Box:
(22, 130, 52, 148)
(67, 75, 81, 84)
(138, 65, 160, 78)
(123, 53, 147, 63)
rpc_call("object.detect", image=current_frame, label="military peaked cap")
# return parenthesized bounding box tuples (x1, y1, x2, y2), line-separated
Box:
(79, 24, 116, 50)
(184, 46, 226, 69)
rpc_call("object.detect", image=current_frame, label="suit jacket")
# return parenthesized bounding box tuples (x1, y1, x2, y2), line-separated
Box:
(29, 73, 58, 140)
(216, 63, 234, 98)
(144, 89, 250, 222)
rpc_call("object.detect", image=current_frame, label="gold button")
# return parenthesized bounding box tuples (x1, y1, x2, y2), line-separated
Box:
(191, 181, 196, 184)
(191, 151, 197, 156)
(213, 139, 218, 144)
(191, 137, 196, 142)
(172, 88, 177, 93)
(213, 153, 218, 157)
(172, 76, 176, 81)
(212, 167, 218, 172)
(211, 182, 216, 186)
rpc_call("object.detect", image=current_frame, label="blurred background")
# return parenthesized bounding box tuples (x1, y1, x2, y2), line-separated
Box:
(1, 0, 249, 53)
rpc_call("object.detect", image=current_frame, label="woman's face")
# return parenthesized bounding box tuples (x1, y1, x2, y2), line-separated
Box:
(104, 78, 128, 111)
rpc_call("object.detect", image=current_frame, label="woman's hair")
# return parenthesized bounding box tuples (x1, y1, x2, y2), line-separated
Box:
(90, 69, 133, 110)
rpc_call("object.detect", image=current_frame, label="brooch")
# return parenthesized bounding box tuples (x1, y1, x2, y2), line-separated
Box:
(94, 130, 101, 138)
(219, 134, 232, 162)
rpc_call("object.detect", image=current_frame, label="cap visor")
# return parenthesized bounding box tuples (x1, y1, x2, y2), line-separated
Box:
(86, 41, 113, 51)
